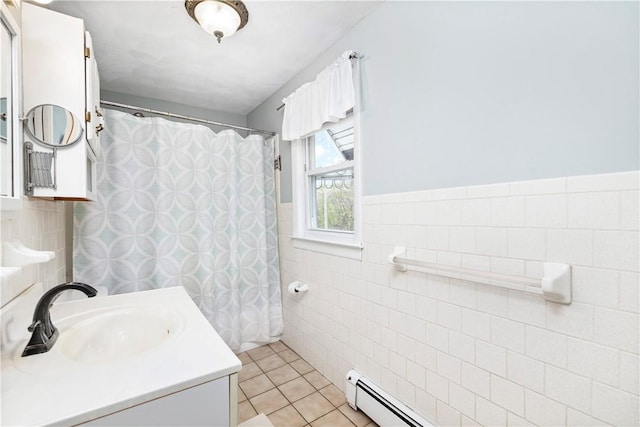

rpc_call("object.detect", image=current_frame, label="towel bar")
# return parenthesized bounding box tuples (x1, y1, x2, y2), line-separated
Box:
(388, 247, 571, 304)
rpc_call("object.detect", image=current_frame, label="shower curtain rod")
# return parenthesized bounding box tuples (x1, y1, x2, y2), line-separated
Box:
(100, 100, 277, 137)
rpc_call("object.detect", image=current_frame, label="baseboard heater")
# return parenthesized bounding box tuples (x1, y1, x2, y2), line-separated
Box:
(345, 370, 434, 427)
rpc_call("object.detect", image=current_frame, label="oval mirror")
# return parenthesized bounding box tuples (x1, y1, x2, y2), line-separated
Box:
(23, 104, 84, 148)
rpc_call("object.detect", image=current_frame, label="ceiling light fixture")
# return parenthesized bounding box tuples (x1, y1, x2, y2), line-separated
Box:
(185, 0, 249, 44)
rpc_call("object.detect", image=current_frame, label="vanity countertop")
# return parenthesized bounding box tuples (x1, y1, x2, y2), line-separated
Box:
(1, 286, 242, 426)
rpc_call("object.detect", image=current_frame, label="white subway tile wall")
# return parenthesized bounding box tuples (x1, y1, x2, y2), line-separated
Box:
(0, 199, 67, 290)
(276, 171, 639, 426)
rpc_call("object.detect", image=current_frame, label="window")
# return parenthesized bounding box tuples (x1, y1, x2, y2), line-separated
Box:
(292, 114, 362, 260)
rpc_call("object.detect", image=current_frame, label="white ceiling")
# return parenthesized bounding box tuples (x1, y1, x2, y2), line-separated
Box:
(49, 1, 381, 115)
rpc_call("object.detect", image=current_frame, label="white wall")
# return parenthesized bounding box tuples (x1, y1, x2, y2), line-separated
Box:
(1, 200, 67, 293)
(250, 3, 639, 425)
(277, 171, 639, 426)
(248, 1, 639, 201)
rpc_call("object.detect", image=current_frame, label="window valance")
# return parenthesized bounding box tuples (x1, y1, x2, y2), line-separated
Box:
(281, 51, 356, 141)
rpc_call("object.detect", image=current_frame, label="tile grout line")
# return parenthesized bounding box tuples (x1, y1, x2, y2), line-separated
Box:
(238, 342, 362, 426)
(241, 344, 317, 421)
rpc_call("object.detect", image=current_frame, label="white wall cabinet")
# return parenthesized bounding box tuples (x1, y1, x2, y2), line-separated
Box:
(22, 3, 101, 201)
(85, 31, 103, 159)
(0, 1, 23, 211)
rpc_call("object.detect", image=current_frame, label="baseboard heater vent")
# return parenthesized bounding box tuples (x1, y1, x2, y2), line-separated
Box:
(345, 370, 434, 427)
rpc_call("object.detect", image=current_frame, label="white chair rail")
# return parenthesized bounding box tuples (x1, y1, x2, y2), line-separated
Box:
(388, 247, 571, 304)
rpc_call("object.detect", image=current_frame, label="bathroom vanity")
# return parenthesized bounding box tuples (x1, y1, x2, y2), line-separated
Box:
(1, 285, 241, 426)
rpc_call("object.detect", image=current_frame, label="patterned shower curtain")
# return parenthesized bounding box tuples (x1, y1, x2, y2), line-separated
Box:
(73, 109, 283, 351)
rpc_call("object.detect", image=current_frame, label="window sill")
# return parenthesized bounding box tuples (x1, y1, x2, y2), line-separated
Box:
(291, 236, 363, 261)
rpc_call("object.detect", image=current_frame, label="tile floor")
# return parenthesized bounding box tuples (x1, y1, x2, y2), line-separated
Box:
(236, 341, 379, 427)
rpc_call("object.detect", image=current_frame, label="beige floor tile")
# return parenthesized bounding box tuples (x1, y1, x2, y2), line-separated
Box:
(240, 374, 276, 398)
(268, 405, 307, 427)
(239, 386, 248, 403)
(269, 341, 289, 353)
(279, 349, 301, 363)
(250, 388, 290, 415)
(241, 343, 371, 426)
(256, 353, 287, 372)
(240, 362, 264, 382)
(293, 392, 335, 423)
(266, 364, 300, 386)
(237, 352, 253, 364)
(279, 377, 316, 403)
(310, 409, 356, 427)
(338, 403, 372, 427)
(239, 413, 274, 427)
(318, 384, 347, 407)
(303, 371, 330, 390)
(248, 345, 277, 361)
(364, 422, 379, 427)
(238, 401, 258, 424)
(290, 359, 314, 375)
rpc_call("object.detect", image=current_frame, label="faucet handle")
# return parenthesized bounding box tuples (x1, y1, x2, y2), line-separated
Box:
(22, 282, 97, 357)
(27, 320, 41, 332)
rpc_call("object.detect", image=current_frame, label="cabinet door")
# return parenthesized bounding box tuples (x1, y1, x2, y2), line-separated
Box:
(85, 31, 101, 158)
(82, 377, 230, 427)
(22, 3, 96, 201)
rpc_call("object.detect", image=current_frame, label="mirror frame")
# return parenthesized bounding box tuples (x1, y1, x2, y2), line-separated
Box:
(23, 104, 85, 148)
(0, 2, 22, 211)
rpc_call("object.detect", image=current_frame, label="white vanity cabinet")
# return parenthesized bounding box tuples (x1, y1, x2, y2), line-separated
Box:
(22, 3, 100, 201)
(81, 375, 238, 427)
(1, 287, 241, 427)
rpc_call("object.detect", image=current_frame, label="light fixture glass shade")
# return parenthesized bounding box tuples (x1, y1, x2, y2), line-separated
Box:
(194, 1, 241, 40)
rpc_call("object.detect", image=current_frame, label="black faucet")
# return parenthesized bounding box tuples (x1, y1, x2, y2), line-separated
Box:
(22, 282, 98, 357)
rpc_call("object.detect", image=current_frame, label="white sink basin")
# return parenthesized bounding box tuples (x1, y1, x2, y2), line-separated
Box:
(58, 306, 185, 363)
(2, 286, 241, 427)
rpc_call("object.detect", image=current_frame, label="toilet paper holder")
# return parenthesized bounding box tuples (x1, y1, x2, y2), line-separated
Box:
(288, 281, 309, 295)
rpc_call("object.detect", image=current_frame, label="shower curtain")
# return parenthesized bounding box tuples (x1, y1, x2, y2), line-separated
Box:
(73, 109, 283, 351)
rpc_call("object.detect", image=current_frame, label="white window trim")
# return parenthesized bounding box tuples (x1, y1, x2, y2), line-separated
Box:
(291, 113, 363, 261)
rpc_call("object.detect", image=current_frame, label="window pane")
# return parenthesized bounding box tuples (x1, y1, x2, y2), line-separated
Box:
(311, 118, 354, 168)
(310, 169, 354, 232)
